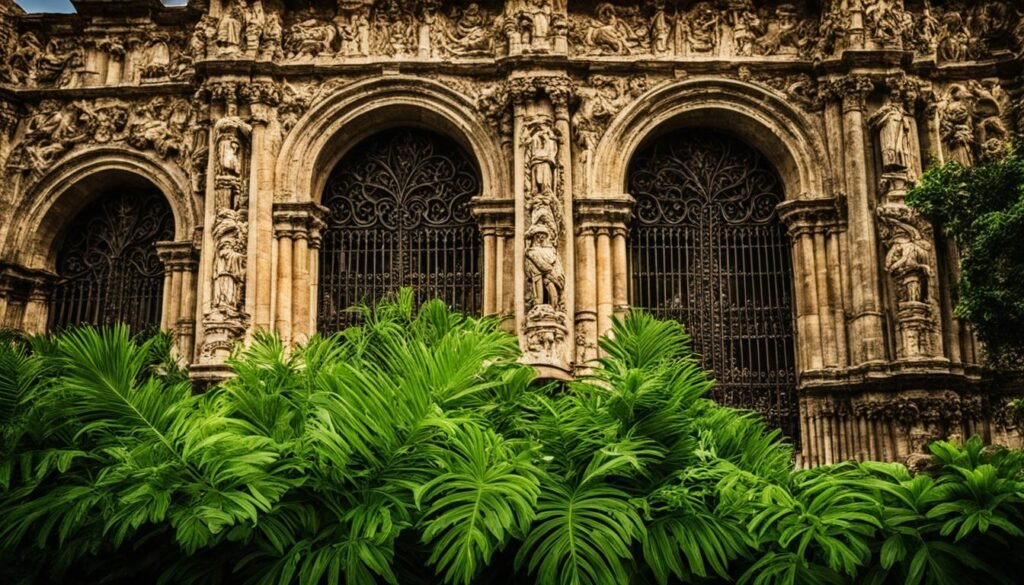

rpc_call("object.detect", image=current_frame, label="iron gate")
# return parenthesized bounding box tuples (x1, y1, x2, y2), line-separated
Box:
(318, 128, 483, 332)
(48, 189, 174, 334)
(627, 129, 799, 445)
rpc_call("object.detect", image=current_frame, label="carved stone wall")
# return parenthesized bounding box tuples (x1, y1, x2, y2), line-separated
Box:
(0, 0, 1022, 463)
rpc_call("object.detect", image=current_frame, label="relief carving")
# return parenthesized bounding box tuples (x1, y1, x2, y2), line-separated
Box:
(202, 117, 252, 359)
(6, 97, 190, 176)
(2, 32, 84, 88)
(876, 203, 936, 359)
(521, 113, 568, 361)
(934, 81, 1010, 166)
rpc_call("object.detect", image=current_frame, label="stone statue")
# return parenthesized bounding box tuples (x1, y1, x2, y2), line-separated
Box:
(516, 0, 552, 52)
(218, 134, 242, 177)
(259, 8, 283, 59)
(524, 118, 558, 196)
(878, 204, 933, 305)
(870, 95, 913, 172)
(728, 1, 762, 57)
(650, 0, 672, 55)
(139, 34, 171, 80)
(938, 84, 975, 166)
(244, 1, 265, 54)
(525, 221, 564, 309)
(211, 207, 247, 314)
(216, 0, 244, 55)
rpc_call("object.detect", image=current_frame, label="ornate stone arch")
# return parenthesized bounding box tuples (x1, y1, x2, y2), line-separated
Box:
(591, 77, 831, 201)
(274, 76, 509, 204)
(269, 76, 510, 344)
(4, 147, 197, 271)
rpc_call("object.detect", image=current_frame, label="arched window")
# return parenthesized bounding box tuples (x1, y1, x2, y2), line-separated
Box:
(48, 189, 174, 334)
(318, 128, 483, 332)
(627, 129, 799, 444)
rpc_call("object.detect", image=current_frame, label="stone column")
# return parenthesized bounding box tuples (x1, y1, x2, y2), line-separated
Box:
(471, 198, 515, 322)
(271, 201, 328, 347)
(779, 199, 848, 374)
(156, 241, 200, 361)
(830, 76, 886, 365)
(574, 195, 633, 366)
(240, 80, 283, 332)
(510, 75, 575, 378)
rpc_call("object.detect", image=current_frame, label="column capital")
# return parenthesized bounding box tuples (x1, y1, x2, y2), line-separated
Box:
(470, 197, 515, 229)
(155, 241, 199, 271)
(777, 197, 847, 238)
(574, 194, 634, 235)
(272, 201, 329, 240)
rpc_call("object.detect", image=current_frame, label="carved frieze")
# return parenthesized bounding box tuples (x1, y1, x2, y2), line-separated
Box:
(6, 96, 192, 176)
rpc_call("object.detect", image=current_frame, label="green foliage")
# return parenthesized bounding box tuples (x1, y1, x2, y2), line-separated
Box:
(2, 292, 1024, 584)
(907, 138, 1024, 364)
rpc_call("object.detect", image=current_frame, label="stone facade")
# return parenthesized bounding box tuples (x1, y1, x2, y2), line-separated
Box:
(0, 0, 1022, 465)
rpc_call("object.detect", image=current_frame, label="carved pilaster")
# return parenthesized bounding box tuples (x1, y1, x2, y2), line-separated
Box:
(195, 115, 252, 373)
(156, 241, 199, 361)
(511, 74, 575, 377)
(472, 197, 515, 320)
(271, 201, 327, 346)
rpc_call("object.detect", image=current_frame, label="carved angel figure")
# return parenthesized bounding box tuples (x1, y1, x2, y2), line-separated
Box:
(938, 84, 975, 167)
(936, 13, 968, 63)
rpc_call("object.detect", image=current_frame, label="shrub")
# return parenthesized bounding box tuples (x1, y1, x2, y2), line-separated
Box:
(1, 292, 1022, 584)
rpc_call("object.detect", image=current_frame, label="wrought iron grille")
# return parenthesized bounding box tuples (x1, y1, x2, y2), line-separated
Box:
(318, 128, 483, 332)
(48, 189, 174, 334)
(628, 130, 800, 445)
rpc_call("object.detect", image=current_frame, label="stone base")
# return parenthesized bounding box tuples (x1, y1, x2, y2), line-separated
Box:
(189, 363, 235, 390)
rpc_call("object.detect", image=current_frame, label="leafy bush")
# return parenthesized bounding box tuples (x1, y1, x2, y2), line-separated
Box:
(907, 138, 1024, 365)
(1, 291, 1023, 585)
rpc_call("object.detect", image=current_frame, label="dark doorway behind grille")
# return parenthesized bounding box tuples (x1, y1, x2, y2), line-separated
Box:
(627, 129, 799, 447)
(48, 189, 174, 335)
(318, 128, 483, 332)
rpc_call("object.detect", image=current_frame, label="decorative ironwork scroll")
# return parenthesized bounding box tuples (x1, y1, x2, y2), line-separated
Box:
(48, 189, 174, 334)
(628, 130, 799, 444)
(318, 128, 483, 332)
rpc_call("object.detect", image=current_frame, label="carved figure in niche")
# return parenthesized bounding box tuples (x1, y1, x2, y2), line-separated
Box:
(525, 222, 564, 309)
(217, 0, 244, 55)
(335, 5, 370, 56)
(211, 207, 247, 314)
(728, 1, 762, 57)
(524, 117, 558, 196)
(936, 13, 968, 63)
(139, 34, 171, 81)
(516, 0, 552, 52)
(815, 4, 846, 57)
(878, 206, 933, 305)
(584, 3, 637, 55)
(650, 0, 672, 55)
(259, 8, 283, 59)
(938, 84, 975, 167)
(684, 2, 719, 55)
(446, 3, 493, 55)
(36, 38, 83, 87)
(218, 133, 243, 177)
(248, 1, 267, 53)
(871, 95, 913, 172)
(418, 1, 438, 57)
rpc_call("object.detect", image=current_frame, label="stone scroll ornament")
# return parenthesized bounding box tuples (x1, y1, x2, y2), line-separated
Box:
(201, 117, 252, 359)
(522, 115, 568, 363)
